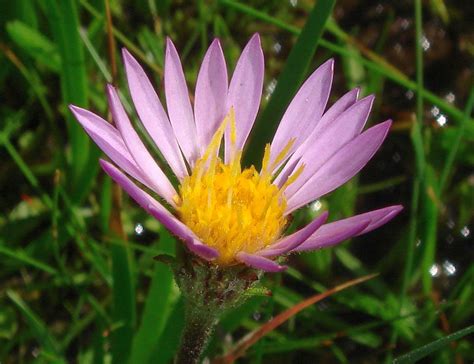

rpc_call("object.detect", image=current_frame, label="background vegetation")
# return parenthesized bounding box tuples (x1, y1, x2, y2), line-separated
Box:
(0, 0, 473, 363)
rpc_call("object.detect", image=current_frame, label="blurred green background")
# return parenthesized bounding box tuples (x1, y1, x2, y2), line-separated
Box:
(0, 0, 473, 363)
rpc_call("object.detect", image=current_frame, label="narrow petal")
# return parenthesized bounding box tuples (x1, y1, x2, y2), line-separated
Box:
(269, 59, 333, 171)
(293, 205, 403, 252)
(107, 85, 176, 205)
(284, 95, 375, 197)
(294, 220, 370, 252)
(236, 252, 287, 272)
(100, 159, 219, 261)
(286, 120, 392, 214)
(273, 88, 360, 187)
(225, 33, 264, 163)
(194, 39, 228, 154)
(148, 205, 219, 261)
(164, 38, 199, 165)
(122, 48, 188, 179)
(69, 105, 149, 187)
(257, 211, 329, 257)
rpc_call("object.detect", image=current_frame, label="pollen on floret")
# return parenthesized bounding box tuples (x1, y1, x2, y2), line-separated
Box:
(176, 109, 295, 265)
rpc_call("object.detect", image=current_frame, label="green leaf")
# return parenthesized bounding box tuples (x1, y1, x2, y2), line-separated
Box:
(6, 20, 61, 72)
(44, 0, 91, 202)
(110, 236, 136, 364)
(393, 325, 474, 363)
(7, 290, 64, 361)
(128, 231, 179, 364)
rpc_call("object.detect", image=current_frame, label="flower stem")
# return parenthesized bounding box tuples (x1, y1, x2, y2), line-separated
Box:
(175, 303, 217, 364)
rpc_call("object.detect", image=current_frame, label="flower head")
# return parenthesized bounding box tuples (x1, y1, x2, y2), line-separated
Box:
(70, 34, 402, 272)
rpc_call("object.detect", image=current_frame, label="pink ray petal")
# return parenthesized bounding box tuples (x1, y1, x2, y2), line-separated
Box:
(286, 120, 392, 214)
(100, 159, 218, 261)
(294, 205, 403, 252)
(69, 105, 149, 188)
(122, 48, 188, 179)
(225, 33, 264, 163)
(294, 220, 370, 252)
(194, 39, 229, 155)
(273, 88, 360, 187)
(257, 211, 329, 257)
(236, 252, 287, 272)
(164, 38, 199, 165)
(284, 95, 375, 198)
(107, 85, 176, 205)
(269, 59, 333, 171)
(148, 205, 219, 261)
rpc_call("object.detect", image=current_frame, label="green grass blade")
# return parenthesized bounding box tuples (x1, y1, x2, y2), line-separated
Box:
(7, 290, 64, 361)
(393, 325, 474, 364)
(110, 237, 136, 364)
(240, 0, 336, 166)
(0, 241, 57, 275)
(129, 232, 178, 364)
(6, 20, 61, 72)
(44, 0, 91, 201)
(439, 86, 474, 192)
(221, 1, 469, 125)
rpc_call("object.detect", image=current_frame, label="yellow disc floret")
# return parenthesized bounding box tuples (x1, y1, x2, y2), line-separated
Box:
(175, 109, 297, 265)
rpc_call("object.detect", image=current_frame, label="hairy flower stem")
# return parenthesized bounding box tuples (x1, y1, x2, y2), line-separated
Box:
(171, 249, 261, 363)
(175, 303, 218, 364)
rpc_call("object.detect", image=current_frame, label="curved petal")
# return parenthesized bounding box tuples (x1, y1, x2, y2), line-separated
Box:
(69, 105, 149, 188)
(269, 59, 333, 171)
(122, 48, 188, 179)
(257, 211, 329, 257)
(225, 33, 264, 163)
(148, 205, 219, 261)
(100, 159, 218, 261)
(236, 252, 287, 272)
(284, 95, 375, 198)
(164, 38, 199, 165)
(194, 39, 228, 155)
(294, 220, 370, 252)
(293, 205, 403, 252)
(286, 120, 392, 214)
(273, 88, 360, 187)
(107, 85, 176, 205)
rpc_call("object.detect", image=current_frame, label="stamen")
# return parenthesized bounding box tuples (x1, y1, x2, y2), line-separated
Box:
(176, 109, 302, 265)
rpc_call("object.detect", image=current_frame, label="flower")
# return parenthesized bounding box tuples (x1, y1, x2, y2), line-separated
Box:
(70, 34, 402, 272)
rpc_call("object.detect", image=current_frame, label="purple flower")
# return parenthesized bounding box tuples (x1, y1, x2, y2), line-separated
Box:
(70, 34, 402, 272)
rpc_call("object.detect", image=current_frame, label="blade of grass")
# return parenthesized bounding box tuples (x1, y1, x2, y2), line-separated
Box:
(109, 236, 136, 364)
(389, 0, 427, 360)
(0, 242, 57, 275)
(44, 0, 91, 202)
(128, 232, 178, 364)
(219, 0, 468, 124)
(439, 86, 474, 192)
(7, 290, 64, 361)
(393, 325, 474, 364)
(80, 0, 163, 76)
(242, 0, 336, 166)
(215, 274, 377, 364)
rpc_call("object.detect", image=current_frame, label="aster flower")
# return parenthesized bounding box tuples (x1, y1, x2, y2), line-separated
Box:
(69, 34, 401, 273)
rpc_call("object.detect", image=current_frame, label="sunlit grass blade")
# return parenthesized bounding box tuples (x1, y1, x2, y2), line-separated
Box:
(393, 325, 474, 364)
(238, 0, 336, 166)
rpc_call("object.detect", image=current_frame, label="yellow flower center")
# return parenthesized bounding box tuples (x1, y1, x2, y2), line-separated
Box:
(175, 109, 302, 265)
